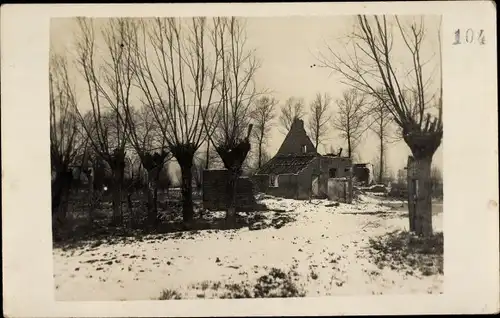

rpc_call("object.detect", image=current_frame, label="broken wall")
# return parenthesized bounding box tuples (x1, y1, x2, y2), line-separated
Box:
(327, 177, 353, 203)
(202, 169, 259, 211)
(253, 174, 298, 199)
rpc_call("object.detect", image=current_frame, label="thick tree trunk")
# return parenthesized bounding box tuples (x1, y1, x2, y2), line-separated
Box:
(216, 125, 253, 228)
(127, 192, 135, 228)
(413, 156, 433, 236)
(143, 183, 154, 225)
(51, 168, 73, 226)
(110, 167, 124, 226)
(153, 185, 159, 217)
(85, 169, 94, 225)
(225, 166, 240, 227)
(59, 183, 71, 224)
(179, 161, 194, 226)
(145, 168, 158, 227)
(404, 128, 441, 237)
(171, 145, 196, 227)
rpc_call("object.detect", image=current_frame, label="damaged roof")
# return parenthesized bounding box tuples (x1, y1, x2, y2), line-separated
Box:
(255, 154, 317, 175)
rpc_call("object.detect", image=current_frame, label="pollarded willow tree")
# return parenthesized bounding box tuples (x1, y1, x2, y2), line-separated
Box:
(317, 15, 443, 236)
(49, 52, 87, 227)
(74, 17, 136, 225)
(130, 17, 221, 226)
(207, 17, 261, 227)
(124, 104, 171, 227)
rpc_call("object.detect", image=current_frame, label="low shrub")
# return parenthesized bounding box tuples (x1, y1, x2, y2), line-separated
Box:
(158, 289, 183, 300)
(367, 230, 443, 276)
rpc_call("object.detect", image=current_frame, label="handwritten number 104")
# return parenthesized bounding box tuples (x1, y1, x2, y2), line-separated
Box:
(453, 29, 486, 45)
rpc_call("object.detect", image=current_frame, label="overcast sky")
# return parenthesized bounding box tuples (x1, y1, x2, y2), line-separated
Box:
(50, 15, 443, 176)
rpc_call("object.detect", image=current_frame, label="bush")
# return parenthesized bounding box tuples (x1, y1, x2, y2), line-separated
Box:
(158, 289, 183, 300)
(190, 267, 306, 299)
(253, 268, 305, 298)
(367, 230, 443, 276)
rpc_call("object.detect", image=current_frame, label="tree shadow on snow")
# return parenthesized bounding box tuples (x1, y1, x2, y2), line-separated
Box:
(53, 202, 297, 251)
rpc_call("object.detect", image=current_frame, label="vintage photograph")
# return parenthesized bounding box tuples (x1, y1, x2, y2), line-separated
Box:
(50, 15, 444, 301)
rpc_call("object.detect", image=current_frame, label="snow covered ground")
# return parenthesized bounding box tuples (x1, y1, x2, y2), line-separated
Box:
(53, 194, 443, 300)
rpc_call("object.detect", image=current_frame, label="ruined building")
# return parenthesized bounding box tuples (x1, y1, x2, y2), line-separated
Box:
(253, 118, 353, 201)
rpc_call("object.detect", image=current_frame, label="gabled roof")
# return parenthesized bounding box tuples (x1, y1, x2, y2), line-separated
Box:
(276, 118, 318, 156)
(255, 154, 317, 175)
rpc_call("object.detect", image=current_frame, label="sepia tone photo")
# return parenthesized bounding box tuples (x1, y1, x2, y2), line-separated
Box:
(49, 14, 445, 301)
(2, 2, 499, 316)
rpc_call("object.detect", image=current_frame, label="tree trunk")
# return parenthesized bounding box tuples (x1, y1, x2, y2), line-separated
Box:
(315, 132, 319, 151)
(258, 141, 262, 168)
(379, 138, 384, 184)
(51, 168, 73, 227)
(178, 159, 194, 227)
(205, 142, 210, 170)
(404, 128, 441, 237)
(110, 167, 123, 226)
(347, 136, 352, 159)
(145, 168, 158, 227)
(413, 156, 433, 236)
(154, 167, 160, 213)
(225, 166, 240, 227)
(85, 169, 94, 225)
(127, 192, 135, 228)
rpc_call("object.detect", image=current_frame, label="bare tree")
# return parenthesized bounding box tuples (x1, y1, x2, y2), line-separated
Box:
(307, 92, 332, 152)
(208, 17, 260, 227)
(369, 93, 400, 184)
(250, 95, 278, 168)
(124, 104, 171, 226)
(49, 52, 87, 228)
(317, 15, 443, 236)
(73, 18, 137, 225)
(130, 18, 221, 226)
(279, 97, 306, 134)
(332, 88, 369, 159)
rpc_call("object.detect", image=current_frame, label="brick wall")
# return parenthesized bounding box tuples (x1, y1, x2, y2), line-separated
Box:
(203, 169, 259, 211)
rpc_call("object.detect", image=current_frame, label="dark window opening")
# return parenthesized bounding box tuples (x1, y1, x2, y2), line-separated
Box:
(301, 145, 307, 153)
(329, 168, 337, 178)
(269, 174, 279, 187)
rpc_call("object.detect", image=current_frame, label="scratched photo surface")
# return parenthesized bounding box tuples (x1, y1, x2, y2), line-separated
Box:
(49, 15, 445, 301)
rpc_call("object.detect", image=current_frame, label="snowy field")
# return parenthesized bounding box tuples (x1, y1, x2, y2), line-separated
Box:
(53, 194, 443, 300)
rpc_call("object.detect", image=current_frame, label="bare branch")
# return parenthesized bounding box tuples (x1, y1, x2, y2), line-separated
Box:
(307, 92, 332, 152)
(279, 96, 306, 134)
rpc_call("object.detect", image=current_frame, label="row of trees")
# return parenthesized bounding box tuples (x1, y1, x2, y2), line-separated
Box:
(51, 15, 442, 237)
(51, 17, 267, 230)
(275, 89, 400, 183)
